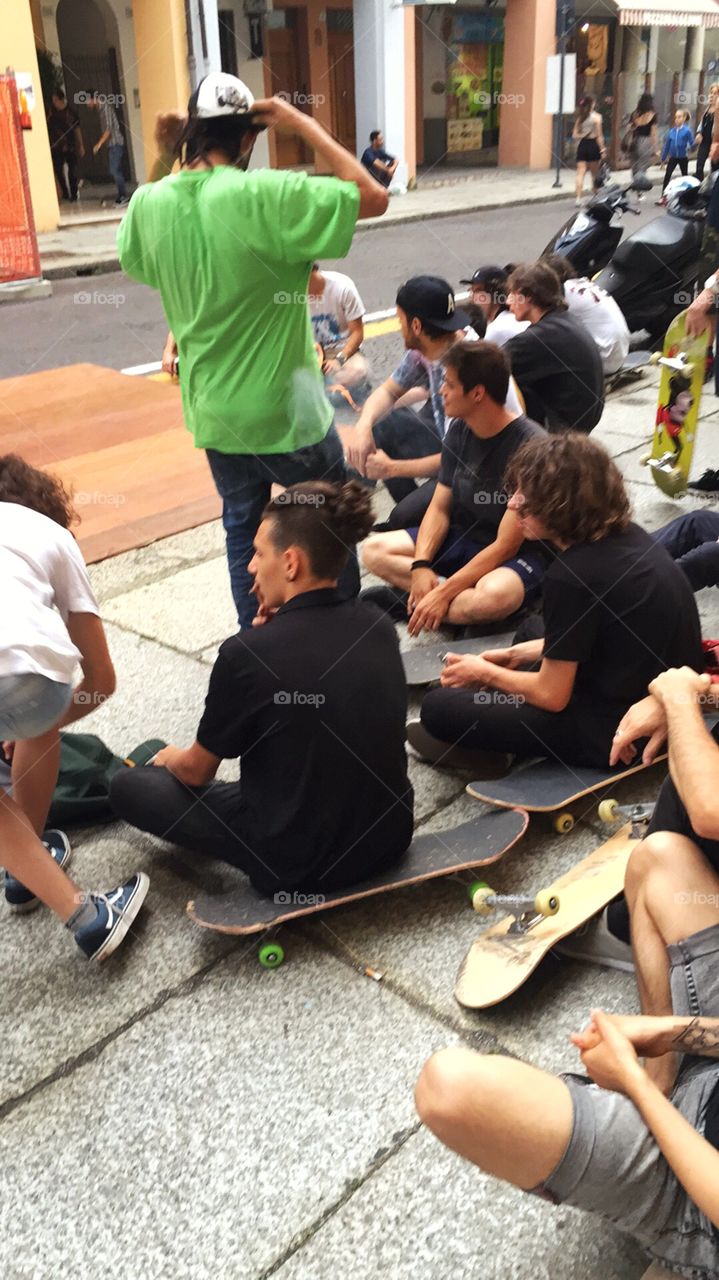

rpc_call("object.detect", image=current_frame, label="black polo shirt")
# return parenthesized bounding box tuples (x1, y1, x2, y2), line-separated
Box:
(197, 589, 414, 893)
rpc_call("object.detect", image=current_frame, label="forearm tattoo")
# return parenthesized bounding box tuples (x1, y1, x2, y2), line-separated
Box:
(673, 1017, 719, 1057)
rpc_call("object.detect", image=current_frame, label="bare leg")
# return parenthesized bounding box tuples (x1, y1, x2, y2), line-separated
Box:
(588, 160, 600, 190)
(625, 832, 719, 1091)
(361, 529, 416, 588)
(575, 161, 587, 199)
(0, 792, 80, 921)
(416, 1047, 573, 1189)
(11, 727, 61, 835)
(446, 567, 525, 626)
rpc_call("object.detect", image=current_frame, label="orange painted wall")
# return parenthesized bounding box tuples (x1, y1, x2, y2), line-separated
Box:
(499, 0, 555, 168)
(132, 0, 190, 180)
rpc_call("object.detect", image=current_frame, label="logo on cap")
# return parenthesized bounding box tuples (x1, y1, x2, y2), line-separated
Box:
(447, 293, 454, 314)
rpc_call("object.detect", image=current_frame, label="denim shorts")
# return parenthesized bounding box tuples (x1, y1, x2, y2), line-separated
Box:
(406, 526, 544, 601)
(0, 673, 73, 740)
(533, 923, 719, 1278)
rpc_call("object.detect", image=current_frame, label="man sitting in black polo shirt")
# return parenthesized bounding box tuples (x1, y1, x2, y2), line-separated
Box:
(408, 434, 703, 772)
(362, 342, 546, 631)
(505, 261, 604, 435)
(110, 481, 414, 896)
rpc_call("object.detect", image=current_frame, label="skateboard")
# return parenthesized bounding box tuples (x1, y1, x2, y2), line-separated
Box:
(455, 813, 649, 1009)
(606, 349, 651, 392)
(187, 807, 528, 968)
(643, 309, 705, 497)
(402, 631, 514, 688)
(467, 755, 666, 834)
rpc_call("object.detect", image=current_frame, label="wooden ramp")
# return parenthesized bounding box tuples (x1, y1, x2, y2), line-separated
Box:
(0, 363, 220, 563)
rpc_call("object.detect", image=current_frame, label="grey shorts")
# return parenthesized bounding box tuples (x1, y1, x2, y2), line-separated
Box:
(533, 924, 719, 1279)
(0, 673, 73, 740)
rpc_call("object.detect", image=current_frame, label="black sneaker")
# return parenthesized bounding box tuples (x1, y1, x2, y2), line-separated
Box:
(406, 719, 512, 775)
(687, 469, 719, 494)
(5, 829, 72, 913)
(72, 872, 149, 962)
(360, 584, 410, 621)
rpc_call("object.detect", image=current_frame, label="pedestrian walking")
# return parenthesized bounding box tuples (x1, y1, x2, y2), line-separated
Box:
(572, 96, 605, 204)
(86, 89, 128, 205)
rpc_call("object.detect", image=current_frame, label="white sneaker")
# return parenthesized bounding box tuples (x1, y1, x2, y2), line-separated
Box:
(555, 908, 634, 973)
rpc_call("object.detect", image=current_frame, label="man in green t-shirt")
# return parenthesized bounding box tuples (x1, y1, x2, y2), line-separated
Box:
(117, 72, 387, 626)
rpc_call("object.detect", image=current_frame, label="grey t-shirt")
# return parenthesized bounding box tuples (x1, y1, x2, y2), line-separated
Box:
(437, 413, 545, 541)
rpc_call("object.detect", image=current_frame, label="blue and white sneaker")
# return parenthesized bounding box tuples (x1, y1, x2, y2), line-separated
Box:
(73, 872, 150, 962)
(5, 829, 72, 913)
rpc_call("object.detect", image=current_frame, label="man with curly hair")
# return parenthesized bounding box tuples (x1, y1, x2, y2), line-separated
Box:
(407, 434, 703, 772)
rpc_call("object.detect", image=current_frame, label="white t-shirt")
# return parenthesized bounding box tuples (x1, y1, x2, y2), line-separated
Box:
(0, 503, 99, 683)
(563, 278, 630, 374)
(309, 271, 365, 357)
(485, 311, 529, 347)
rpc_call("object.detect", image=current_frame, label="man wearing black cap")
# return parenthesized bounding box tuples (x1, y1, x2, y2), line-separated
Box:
(347, 276, 522, 526)
(460, 265, 529, 346)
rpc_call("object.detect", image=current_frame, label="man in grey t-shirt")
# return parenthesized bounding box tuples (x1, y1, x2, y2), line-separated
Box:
(87, 90, 128, 205)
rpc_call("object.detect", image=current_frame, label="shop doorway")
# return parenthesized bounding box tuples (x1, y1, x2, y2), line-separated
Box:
(267, 8, 313, 167)
(327, 9, 356, 154)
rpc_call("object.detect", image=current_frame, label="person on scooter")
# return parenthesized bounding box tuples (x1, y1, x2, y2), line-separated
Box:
(504, 261, 604, 433)
(544, 254, 630, 375)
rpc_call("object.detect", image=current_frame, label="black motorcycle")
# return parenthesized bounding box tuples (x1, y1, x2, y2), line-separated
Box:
(542, 176, 650, 278)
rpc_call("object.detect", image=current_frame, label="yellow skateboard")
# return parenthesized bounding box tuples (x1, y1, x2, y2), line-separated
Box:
(644, 309, 705, 498)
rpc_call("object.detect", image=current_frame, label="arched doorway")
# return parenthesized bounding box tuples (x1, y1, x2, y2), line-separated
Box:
(56, 0, 134, 188)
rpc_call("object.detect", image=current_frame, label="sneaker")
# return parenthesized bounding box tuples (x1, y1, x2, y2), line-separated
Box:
(360, 583, 410, 621)
(114, 195, 131, 206)
(72, 872, 150, 962)
(5, 829, 72, 913)
(555, 908, 634, 973)
(687, 468, 719, 494)
(406, 718, 512, 775)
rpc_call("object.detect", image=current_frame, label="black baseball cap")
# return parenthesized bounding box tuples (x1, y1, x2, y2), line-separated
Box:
(459, 264, 509, 288)
(396, 275, 469, 332)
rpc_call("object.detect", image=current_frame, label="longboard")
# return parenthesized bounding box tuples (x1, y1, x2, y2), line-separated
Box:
(467, 755, 665, 833)
(402, 631, 514, 688)
(455, 821, 637, 1008)
(644, 309, 705, 497)
(187, 808, 528, 965)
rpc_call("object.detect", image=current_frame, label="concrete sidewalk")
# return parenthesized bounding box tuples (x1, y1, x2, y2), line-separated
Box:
(37, 164, 664, 280)
(1, 362, 717, 1278)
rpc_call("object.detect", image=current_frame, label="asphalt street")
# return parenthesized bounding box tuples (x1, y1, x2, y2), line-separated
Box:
(0, 193, 660, 383)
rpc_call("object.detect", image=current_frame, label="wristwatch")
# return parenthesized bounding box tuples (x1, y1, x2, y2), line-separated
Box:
(336, 352, 347, 367)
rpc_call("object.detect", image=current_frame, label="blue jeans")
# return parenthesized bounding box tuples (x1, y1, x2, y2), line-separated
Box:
(108, 143, 127, 198)
(206, 425, 359, 628)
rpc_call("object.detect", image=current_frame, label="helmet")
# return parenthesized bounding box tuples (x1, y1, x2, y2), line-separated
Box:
(188, 72, 255, 120)
(664, 174, 700, 204)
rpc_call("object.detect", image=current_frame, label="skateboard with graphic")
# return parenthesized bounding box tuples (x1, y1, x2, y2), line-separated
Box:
(455, 812, 649, 1008)
(187, 808, 527, 968)
(643, 309, 705, 497)
(467, 755, 665, 834)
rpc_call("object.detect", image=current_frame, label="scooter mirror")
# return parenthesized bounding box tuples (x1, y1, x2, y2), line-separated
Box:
(630, 175, 653, 192)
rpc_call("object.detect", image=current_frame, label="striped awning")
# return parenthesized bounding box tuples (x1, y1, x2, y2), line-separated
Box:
(619, 0, 719, 25)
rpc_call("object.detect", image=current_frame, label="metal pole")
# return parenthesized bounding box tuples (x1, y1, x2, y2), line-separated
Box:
(553, 33, 566, 188)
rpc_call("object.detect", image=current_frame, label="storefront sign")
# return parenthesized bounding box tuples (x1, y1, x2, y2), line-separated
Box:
(448, 118, 484, 152)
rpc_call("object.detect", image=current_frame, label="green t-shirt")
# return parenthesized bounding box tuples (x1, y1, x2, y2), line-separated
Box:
(117, 166, 360, 455)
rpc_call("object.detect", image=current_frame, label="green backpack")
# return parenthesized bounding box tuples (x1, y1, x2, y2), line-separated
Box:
(47, 732, 166, 826)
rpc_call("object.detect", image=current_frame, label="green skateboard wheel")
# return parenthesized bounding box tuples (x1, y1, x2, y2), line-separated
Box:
(258, 942, 285, 969)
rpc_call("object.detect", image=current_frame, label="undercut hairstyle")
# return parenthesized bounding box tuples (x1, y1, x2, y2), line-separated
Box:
(442, 340, 510, 405)
(543, 253, 576, 285)
(507, 262, 567, 314)
(370, 130, 381, 143)
(505, 434, 631, 544)
(263, 480, 374, 579)
(0, 454, 76, 529)
(175, 115, 257, 166)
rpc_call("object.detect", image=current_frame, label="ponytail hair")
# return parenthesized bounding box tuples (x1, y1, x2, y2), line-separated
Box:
(263, 480, 374, 578)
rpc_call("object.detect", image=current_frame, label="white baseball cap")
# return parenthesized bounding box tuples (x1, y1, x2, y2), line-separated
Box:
(188, 72, 256, 120)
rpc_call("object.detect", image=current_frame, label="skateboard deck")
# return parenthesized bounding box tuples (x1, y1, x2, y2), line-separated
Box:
(645, 309, 705, 497)
(455, 822, 637, 1008)
(402, 631, 514, 688)
(467, 755, 665, 831)
(187, 808, 528, 949)
(606, 349, 651, 391)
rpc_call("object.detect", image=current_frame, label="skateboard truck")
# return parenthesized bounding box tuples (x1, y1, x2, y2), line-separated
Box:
(469, 881, 560, 934)
(597, 799, 653, 838)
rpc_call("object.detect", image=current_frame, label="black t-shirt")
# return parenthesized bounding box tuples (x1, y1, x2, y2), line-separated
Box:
(505, 309, 605, 434)
(437, 413, 545, 541)
(543, 523, 703, 719)
(196, 589, 413, 893)
(47, 106, 80, 153)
